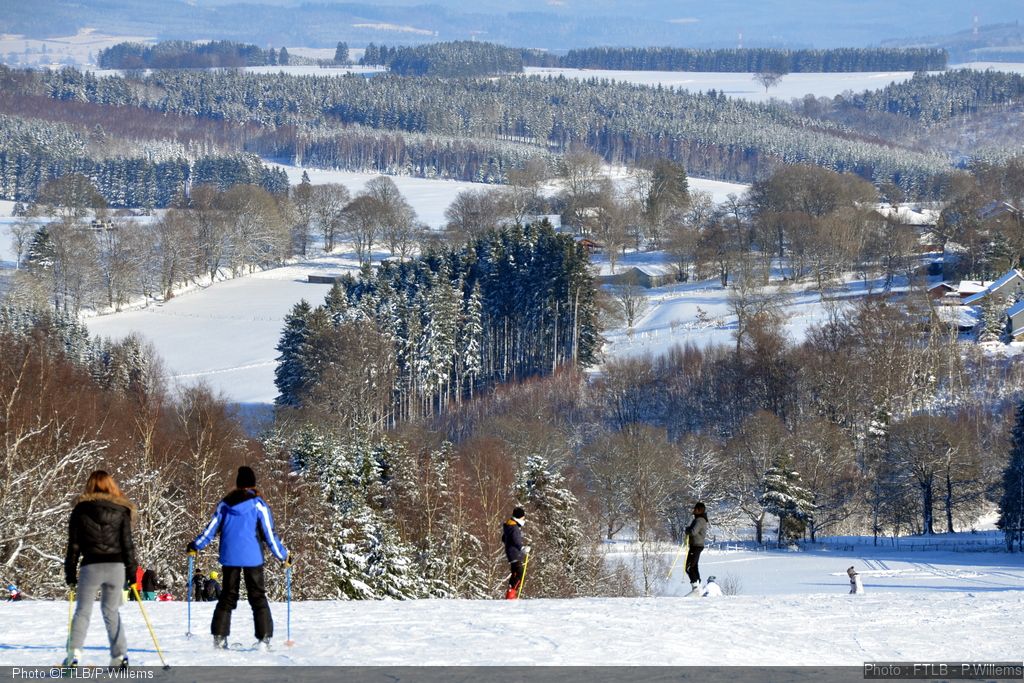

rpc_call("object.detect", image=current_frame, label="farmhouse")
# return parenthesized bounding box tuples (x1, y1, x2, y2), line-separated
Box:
(308, 274, 348, 284)
(927, 281, 957, 302)
(597, 264, 677, 289)
(979, 200, 1022, 222)
(1008, 300, 1024, 341)
(961, 269, 1024, 306)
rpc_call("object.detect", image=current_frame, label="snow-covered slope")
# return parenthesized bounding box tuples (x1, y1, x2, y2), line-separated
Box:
(3, 541, 1021, 666)
(0, 591, 1018, 666)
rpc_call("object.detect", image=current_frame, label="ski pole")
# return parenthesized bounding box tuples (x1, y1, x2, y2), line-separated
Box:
(186, 553, 193, 638)
(65, 589, 75, 658)
(284, 565, 294, 647)
(131, 585, 171, 670)
(666, 537, 688, 579)
(517, 553, 530, 599)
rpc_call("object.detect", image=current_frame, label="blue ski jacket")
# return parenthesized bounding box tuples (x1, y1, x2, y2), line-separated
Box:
(192, 489, 288, 567)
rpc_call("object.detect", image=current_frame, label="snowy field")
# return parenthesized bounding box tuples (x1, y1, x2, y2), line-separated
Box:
(595, 248, 900, 361)
(0, 28, 154, 68)
(955, 61, 1024, 74)
(239, 65, 385, 77)
(85, 257, 348, 405)
(524, 67, 920, 103)
(268, 163, 749, 218)
(266, 164, 485, 229)
(524, 63, 1024, 103)
(1, 541, 1021, 666)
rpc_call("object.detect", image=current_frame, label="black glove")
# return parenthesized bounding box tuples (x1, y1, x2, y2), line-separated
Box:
(66, 575, 77, 587)
(123, 579, 133, 591)
(283, 553, 294, 568)
(186, 541, 198, 556)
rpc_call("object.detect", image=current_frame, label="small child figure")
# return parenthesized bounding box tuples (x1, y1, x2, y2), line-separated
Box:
(701, 576, 723, 597)
(5, 584, 22, 601)
(847, 566, 865, 594)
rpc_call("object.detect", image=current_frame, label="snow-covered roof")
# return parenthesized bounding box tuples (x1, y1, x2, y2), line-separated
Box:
(632, 264, 677, 277)
(936, 305, 979, 330)
(979, 200, 1021, 221)
(875, 204, 940, 226)
(957, 280, 994, 295)
(962, 269, 1024, 305)
(1009, 300, 1024, 319)
(927, 281, 955, 292)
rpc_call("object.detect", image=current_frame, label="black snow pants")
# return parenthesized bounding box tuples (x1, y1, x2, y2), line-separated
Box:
(509, 560, 524, 588)
(211, 565, 272, 640)
(685, 546, 703, 584)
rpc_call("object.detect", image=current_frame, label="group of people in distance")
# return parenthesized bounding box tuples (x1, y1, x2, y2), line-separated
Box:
(500, 501, 720, 599)
(60, 464, 722, 669)
(62, 466, 290, 667)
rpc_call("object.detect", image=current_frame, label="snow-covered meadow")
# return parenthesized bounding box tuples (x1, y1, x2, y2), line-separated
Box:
(1, 539, 1021, 666)
(523, 67, 921, 103)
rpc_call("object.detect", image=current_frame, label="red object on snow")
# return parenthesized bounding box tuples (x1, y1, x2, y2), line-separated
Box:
(505, 587, 517, 600)
(156, 592, 175, 601)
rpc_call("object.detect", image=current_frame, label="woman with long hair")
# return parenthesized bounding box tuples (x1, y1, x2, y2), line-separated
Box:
(64, 470, 137, 668)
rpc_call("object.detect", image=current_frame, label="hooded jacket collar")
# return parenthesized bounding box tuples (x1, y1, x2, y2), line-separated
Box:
(76, 492, 137, 522)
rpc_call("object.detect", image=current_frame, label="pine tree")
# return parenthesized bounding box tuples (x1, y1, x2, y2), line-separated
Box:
(976, 294, 1007, 343)
(290, 428, 421, 599)
(274, 300, 312, 407)
(278, 47, 289, 66)
(25, 227, 55, 271)
(999, 402, 1024, 552)
(514, 454, 596, 597)
(457, 282, 483, 398)
(334, 42, 348, 64)
(760, 453, 815, 544)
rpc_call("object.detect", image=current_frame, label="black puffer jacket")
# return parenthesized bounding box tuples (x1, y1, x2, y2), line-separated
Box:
(64, 493, 137, 585)
(502, 518, 525, 563)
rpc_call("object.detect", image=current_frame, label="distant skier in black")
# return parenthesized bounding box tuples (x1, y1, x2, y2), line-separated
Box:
(684, 502, 708, 596)
(502, 507, 530, 599)
(140, 568, 159, 600)
(190, 570, 206, 601)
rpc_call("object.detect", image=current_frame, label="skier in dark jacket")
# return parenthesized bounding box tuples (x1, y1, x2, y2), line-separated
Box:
(501, 507, 530, 599)
(190, 570, 205, 601)
(188, 466, 290, 651)
(63, 470, 137, 669)
(140, 568, 159, 600)
(203, 571, 222, 601)
(684, 502, 709, 595)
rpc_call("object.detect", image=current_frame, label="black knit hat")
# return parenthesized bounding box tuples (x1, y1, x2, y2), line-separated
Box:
(512, 506, 526, 520)
(236, 466, 257, 489)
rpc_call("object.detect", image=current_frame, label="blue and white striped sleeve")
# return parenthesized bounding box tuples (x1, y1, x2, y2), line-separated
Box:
(254, 498, 288, 562)
(193, 502, 224, 551)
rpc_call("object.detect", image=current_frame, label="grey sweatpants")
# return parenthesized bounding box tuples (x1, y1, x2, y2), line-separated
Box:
(70, 562, 127, 658)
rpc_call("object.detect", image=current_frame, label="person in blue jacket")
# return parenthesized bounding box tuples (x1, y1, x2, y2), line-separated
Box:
(188, 466, 291, 650)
